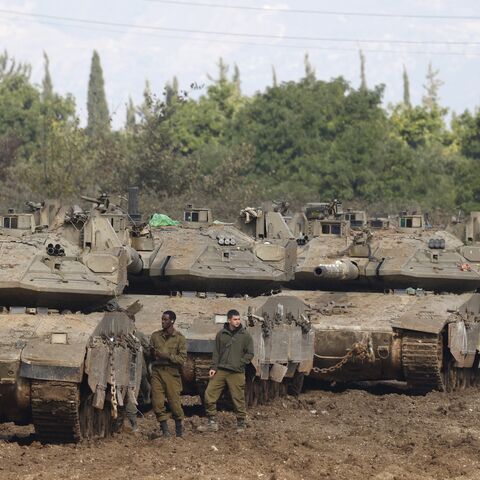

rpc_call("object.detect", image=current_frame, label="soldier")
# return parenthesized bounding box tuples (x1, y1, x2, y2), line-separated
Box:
(198, 309, 254, 433)
(149, 310, 187, 438)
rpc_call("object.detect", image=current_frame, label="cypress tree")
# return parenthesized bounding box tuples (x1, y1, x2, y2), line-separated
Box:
(272, 65, 278, 87)
(41, 51, 53, 101)
(402, 65, 411, 107)
(86, 50, 110, 136)
(303, 53, 315, 83)
(232, 63, 241, 94)
(125, 96, 136, 131)
(359, 50, 367, 91)
(165, 76, 179, 106)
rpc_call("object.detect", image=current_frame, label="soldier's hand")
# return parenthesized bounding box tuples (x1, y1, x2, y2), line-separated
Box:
(209, 369, 216, 377)
(155, 351, 170, 360)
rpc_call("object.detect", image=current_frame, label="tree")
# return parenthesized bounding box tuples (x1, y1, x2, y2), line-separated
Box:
(303, 53, 315, 84)
(86, 50, 110, 137)
(125, 96, 136, 131)
(41, 52, 53, 101)
(272, 66, 278, 87)
(402, 65, 411, 107)
(232, 63, 241, 94)
(422, 63, 443, 110)
(359, 50, 367, 91)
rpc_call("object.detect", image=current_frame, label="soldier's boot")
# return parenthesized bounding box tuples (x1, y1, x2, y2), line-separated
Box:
(236, 418, 246, 433)
(160, 420, 171, 437)
(175, 419, 183, 438)
(197, 416, 219, 432)
(129, 417, 139, 433)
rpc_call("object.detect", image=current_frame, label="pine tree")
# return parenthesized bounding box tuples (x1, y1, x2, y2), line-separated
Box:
(359, 50, 367, 91)
(402, 65, 411, 107)
(422, 62, 443, 110)
(86, 50, 110, 136)
(41, 52, 53, 101)
(303, 53, 315, 83)
(272, 65, 278, 87)
(125, 96, 136, 131)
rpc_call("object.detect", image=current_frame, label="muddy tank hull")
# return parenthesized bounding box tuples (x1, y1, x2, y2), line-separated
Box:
(0, 311, 142, 443)
(304, 290, 480, 392)
(290, 271, 480, 293)
(0, 287, 114, 310)
(129, 273, 282, 296)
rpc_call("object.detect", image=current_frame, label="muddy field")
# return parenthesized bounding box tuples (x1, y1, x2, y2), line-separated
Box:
(1, 384, 480, 480)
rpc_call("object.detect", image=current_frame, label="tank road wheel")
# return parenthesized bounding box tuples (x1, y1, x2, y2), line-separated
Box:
(31, 380, 115, 444)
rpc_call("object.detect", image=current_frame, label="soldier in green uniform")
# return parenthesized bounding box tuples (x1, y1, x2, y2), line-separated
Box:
(149, 310, 187, 438)
(198, 309, 254, 433)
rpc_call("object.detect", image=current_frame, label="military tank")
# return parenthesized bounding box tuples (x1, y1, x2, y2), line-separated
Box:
(0, 309, 142, 443)
(285, 201, 480, 292)
(124, 203, 297, 296)
(0, 198, 131, 310)
(0, 199, 144, 443)
(292, 289, 480, 393)
(119, 293, 314, 404)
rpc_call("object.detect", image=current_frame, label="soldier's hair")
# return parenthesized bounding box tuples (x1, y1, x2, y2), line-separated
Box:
(163, 310, 176, 322)
(227, 309, 240, 319)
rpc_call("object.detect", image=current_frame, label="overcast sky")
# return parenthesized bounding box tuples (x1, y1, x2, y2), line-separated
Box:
(1, 0, 480, 127)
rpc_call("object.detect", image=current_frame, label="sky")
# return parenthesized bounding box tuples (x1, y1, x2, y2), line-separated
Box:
(1, 0, 480, 127)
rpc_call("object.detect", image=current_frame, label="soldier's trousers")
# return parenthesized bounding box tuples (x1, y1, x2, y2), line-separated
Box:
(151, 366, 184, 422)
(204, 369, 246, 420)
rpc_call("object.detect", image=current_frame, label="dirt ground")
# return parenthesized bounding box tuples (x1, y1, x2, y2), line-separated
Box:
(2, 383, 480, 480)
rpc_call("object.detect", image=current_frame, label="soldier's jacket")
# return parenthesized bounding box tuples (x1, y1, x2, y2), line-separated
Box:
(212, 324, 254, 373)
(150, 329, 187, 371)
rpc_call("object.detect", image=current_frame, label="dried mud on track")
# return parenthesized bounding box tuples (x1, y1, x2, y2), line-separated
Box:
(2, 386, 480, 480)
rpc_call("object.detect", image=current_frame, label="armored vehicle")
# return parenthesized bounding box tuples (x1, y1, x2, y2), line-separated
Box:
(0, 307, 143, 443)
(288, 204, 480, 292)
(0, 199, 144, 443)
(119, 294, 314, 404)
(0, 199, 131, 310)
(296, 289, 480, 393)
(126, 204, 297, 296)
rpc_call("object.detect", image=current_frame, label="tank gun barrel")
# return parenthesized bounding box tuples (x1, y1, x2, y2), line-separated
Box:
(314, 259, 359, 281)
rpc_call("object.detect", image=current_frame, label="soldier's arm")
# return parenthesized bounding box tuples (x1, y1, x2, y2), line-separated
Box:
(148, 333, 157, 361)
(169, 335, 187, 366)
(242, 333, 254, 365)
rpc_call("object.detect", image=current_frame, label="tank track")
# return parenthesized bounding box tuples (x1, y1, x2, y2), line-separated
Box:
(401, 332, 445, 393)
(31, 380, 113, 443)
(31, 381, 82, 443)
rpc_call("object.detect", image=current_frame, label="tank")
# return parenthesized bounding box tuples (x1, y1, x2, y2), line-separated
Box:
(287, 203, 480, 292)
(296, 289, 480, 393)
(125, 204, 297, 296)
(0, 199, 130, 310)
(0, 308, 143, 443)
(119, 294, 314, 404)
(0, 199, 144, 443)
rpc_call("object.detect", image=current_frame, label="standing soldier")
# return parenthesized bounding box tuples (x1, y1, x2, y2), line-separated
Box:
(198, 309, 254, 433)
(149, 310, 187, 438)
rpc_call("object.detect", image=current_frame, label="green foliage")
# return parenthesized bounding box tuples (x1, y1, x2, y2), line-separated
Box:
(86, 50, 110, 137)
(2, 51, 480, 218)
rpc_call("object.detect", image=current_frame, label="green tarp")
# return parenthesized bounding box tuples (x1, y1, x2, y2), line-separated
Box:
(148, 213, 180, 227)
